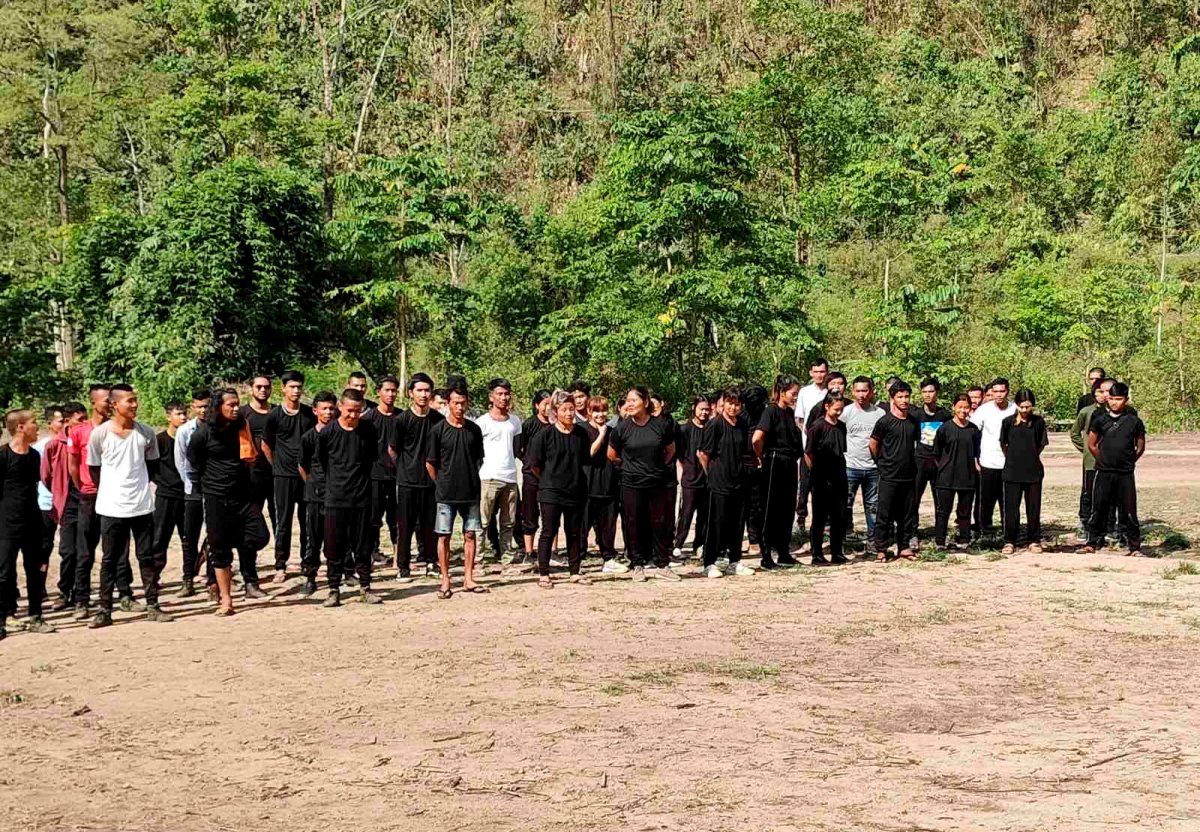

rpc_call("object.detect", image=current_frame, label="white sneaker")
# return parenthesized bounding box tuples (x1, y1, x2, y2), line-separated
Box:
(728, 561, 755, 577)
(705, 564, 724, 579)
(672, 547, 684, 560)
(395, 570, 414, 584)
(668, 561, 684, 569)
(548, 558, 566, 568)
(632, 566, 647, 582)
(602, 559, 630, 574)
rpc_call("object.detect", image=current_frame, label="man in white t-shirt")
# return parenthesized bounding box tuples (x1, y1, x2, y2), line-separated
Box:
(841, 376, 885, 551)
(969, 377, 1016, 538)
(86, 384, 169, 628)
(794, 357, 829, 533)
(475, 378, 522, 563)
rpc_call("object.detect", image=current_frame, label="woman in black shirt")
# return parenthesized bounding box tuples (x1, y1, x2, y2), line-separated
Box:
(698, 386, 755, 577)
(752, 375, 803, 569)
(526, 390, 592, 587)
(740, 385, 769, 560)
(516, 390, 552, 562)
(673, 396, 711, 562)
(805, 393, 849, 565)
(932, 395, 980, 548)
(1000, 389, 1049, 554)
(582, 396, 624, 573)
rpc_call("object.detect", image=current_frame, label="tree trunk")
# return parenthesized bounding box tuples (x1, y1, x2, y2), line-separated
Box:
(352, 9, 403, 160)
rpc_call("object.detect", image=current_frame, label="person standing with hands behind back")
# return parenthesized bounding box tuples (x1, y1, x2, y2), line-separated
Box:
(0, 410, 54, 638)
(999, 390, 1049, 555)
(932, 395, 980, 550)
(698, 386, 755, 578)
(263, 370, 315, 584)
(805, 393, 849, 565)
(525, 390, 592, 588)
(869, 381, 919, 561)
(1083, 382, 1146, 557)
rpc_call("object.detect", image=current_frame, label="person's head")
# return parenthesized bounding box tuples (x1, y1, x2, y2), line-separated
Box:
(251, 375, 272, 404)
(1095, 377, 1114, 406)
(164, 401, 187, 429)
(919, 377, 940, 407)
(43, 405, 64, 436)
(883, 376, 900, 402)
(408, 372, 434, 408)
(624, 386, 651, 419)
(990, 377, 1010, 405)
(1013, 388, 1036, 419)
(110, 383, 138, 421)
(569, 381, 592, 412)
(826, 372, 847, 397)
(377, 374, 399, 407)
(549, 389, 576, 428)
(347, 371, 368, 395)
(772, 374, 801, 409)
(588, 395, 610, 427)
(967, 386, 984, 411)
(6, 409, 38, 442)
(531, 389, 552, 420)
(889, 380, 912, 413)
(1087, 366, 1106, 388)
(720, 385, 743, 420)
(432, 389, 448, 413)
(851, 376, 874, 407)
(312, 390, 337, 425)
(649, 393, 668, 418)
(209, 388, 241, 426)
(190, 388, 211, 421)
(822, 392, 845, 421)
(446, 383, 469, 420)
(1107, 381, 1129, 413)
(339, 388, 365, 426)
(809, 357, 829, 387)
(742, 385, 769, 422)
(488, 378, 512, 412)
(691, 395, 711, 424)
(88, 383, 112, 419)
(952, 393, 971, 421)
(62, 401, 87, 427)
(281, 370, 305, 404)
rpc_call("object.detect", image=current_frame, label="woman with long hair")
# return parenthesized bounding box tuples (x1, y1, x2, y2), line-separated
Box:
(805, 392, 849, 565)
(673, 395, 711, 561)
(752, 375, 803, 569)
(740, 385, 769, 559)
(1000, 389, 1049, 554)
(582, 396, 625, 573)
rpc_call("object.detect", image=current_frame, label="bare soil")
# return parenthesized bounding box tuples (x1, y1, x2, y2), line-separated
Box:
(2, 434, 1199, 831)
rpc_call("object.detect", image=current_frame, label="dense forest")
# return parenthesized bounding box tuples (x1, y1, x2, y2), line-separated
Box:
(2, 0, 1199, 426)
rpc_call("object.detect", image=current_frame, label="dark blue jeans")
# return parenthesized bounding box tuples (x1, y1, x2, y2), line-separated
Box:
(845, 467, 879, 538)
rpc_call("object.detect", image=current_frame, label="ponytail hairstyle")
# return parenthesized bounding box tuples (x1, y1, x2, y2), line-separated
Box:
(771, 374, 801, 404)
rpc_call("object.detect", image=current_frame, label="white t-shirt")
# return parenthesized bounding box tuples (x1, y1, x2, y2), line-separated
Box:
(970, 400, 1017, 470)
(796, 383, 827, 448)
(840, 402, 885, 470)
(88, 420, 159, 518)
(474, 412, 522, 483)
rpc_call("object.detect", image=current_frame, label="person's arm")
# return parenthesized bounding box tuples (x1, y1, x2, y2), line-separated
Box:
(1037, 418, 1049, 453)
(260, 411, 276, 465)
(40, 442, 53, 490)
(1069, 409, 1087, 454)
(696, 449, 710, 474)
(425, 428, 440, 482)
(751, 428, 766, 459)
(67, 443, 82, 491)
(144, 427, 160, 482)
(1135, 421, 1147, 461)
(868, 436, 880, 461)
(999, 420, 1010, 457)
(662, 441, 676, 465)
(606, 427, 622, 465)
(589, 423, 608, 457)
(1086, 428, 1101, 462)
(298, 435, 311, 482)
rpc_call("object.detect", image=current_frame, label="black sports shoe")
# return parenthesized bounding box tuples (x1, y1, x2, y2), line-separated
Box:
(777, 554, 800, 566)
(300, 579, 318, 598)
(810, 552, 830, 566)
(51, 597, 72, 612)
(830, 553, 849, 565)
(178, 578, 196, 598)
(323, 589, 341, 608)
(759, 557, 778, 571)
(88, 611, 113, 629)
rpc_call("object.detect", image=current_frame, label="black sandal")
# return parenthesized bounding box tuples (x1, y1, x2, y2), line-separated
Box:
(437, 588, 453, 600)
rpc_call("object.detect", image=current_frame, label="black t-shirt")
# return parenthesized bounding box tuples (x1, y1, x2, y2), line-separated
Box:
(263, 403, 316, 478)
(0, 444, 41, 531)
(700, 416, 749, 495)
(934, 421, 980, 490)
(608, 417, 672, 489)
(915, 405, 952, 460)
(518, 415, 551, 485)
(189, 420, 251, 500)
(757, 403, 803, 459)
(870, 411, 919, 482)
(317, 420, 378, 509)
(659, 416, 680, 486)
(1089, 410, 1146, 473)
(584, 423, 619, 498)
(805, 418, 847, 477)
(427, 419, 485, 503)
(676, 420, 708, 489)
(1000, 414, 1049, 482)
(361, 407, 399, 482)
(155, 431, 184, 499)
(525, 424, 590, 506)
(298, 428, 327, 503)
(239, 404, 273, 479)
(393, 408, 444, 489)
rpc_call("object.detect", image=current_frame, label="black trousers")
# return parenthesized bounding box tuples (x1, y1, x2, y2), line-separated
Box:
(1079, 469, 1117, 533)
(368, 479, 397, 555)
(303, 501, 325, 578)
(324, 506, 371, 589)
(75, 495, 132, 606)
(396, 485, 436, 570)
(810, 472, 848, 558)
(874, 478, 914, 553)
(152, 494, 189, 578)
(908, 456, 939, 540)
(0, 526, 48, 618)
(249, 470, 275, 531)
(656, 484, 678, 563)
(204, 495, 268, 581)
(674, 485, 709, 551)
(183, 497, 204, 581)
(795, 455, 811, 523)
(1003, 480, 1043, 545)
(705, 490, 745, 565)
(934, 488, 975, 545)
(761, 454, 798, 560)
(537, 502, 583, 576)
(55, 496, 80, 603)
(977, 467, 1005, 534)
(584, 496, 617, 560)
(620, 486, 673, 568)
(98, 514, 160, 612)
(272, 476, 306, 571)
(743, 467, 763, 546)
(1088, 471, 1140, 550)
(521, 479, 540, 544)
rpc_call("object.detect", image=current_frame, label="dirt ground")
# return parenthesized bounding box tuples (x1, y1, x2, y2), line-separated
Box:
(2, 434, 1199, 831)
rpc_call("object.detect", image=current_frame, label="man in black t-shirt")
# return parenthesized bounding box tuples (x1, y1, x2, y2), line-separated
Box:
(152, 402, 189, 589)
(908, 377, 951, 548)
(393, 373, 445, 581)
(0, 409, 51, 638)
(263, 370, 316, 582)
(240, 375, 276, 532)
(1083, 382, 1146, 555)
(869, 381, 919, 560)
(298, 391, 337, 597)
(426, 383, 487, 597)
(362, 375, 400, 565)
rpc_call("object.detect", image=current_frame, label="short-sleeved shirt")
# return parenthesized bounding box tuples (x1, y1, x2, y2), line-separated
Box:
(88, 420, 159, 518)
(608, 416, 673, 489)
(317, 421, 378, 509)
(427, 419, 486, 503)
(155, 431, 185, 500)
(806, 418, 847, 477)
(33, 437, 52, 511)
(239, 404, 274, 479)
(757, 404, 803, 460)
(66, 421, 101, 496)
(188, 420, 251, 500)
(1000, 414, 1049, 483)
(263, 403, 316, 478)
(393, 408, 445, 489)
(934, 421, 980, 491)
(518, 415, 551, 485)
(676, 420, 708, 489)
(659, 416, 680, 487)
(841, 403, 884, 471)
(970, 400, 1017, 470)
(525, 424, 590, 506)
(298, 428, 327, 503)
(1090, 409, 1146, 473)
(584, 424, 619, 498)
(361, 407, 399, 482)
(0, 444, 41, 532)
(474, 412, 522, 483)
(700, 416, 749, 495)
(796, 383, 827, 447)
(915, 405, 952, 460)
(870, 411, 919, 482)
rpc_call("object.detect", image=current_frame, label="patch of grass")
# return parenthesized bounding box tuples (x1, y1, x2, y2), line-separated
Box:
(945, 554, 968, 565)
(30, 664, 56, 675)
(984, 551, 1007, 562)
(627, 668, 678, 686)
(917, 550, 948, 563)
(0, 690, 25, 706)
(1183, 616, 1200, 630)
(921, 606, 954, 625)
(833, 623, 877, 642)
(1088, 565, 1121, 573)
(689, 660, 780, 681)
(1160, 561, 1200, 581)
(1160, 532, 1191, 552)
(599, 682, 628, 697)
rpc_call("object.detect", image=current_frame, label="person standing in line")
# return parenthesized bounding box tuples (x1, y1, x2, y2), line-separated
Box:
(806, 392, 849, 565)
(86, 385, 170, 628)
(150, 402, 189, 594)
(841, 377, 884, 555)
(173, 389, 209, 598)
(740, 385, 769, 560)
(804, 372, 846, 427)
(674, 396, 711, 562)
(474, 378, 522, 565)
(431, 388, 448, 415)
(582, 396, 626, 574)
(966, 386, 984, 415)
(1082, 382, 1146, 557)
(263, 370, 316, 582)
(1077, 367, 1106, 413)
(1071, 378, 1119, 541)
(0, 409, 55, 638)
(297, 391, 337, 597)
(869, 380, 919, 561)
(965, 384, 986, 535)
(317, 389, 381, 607)
(649, 393, 681, 566)
(525, 390, 592, 588)
(794, 357, 830, 540)
(569, 381, 592, 425)
(426, 383, 487, 598)
(393, 373, 444, 582)
(39, 402, 83, 611)
(362, 375, 400, 565)
(752, 375, 802, 569)
(999, 389, 1049, 555)
(909, 377, 952, 549)
(607, 387, 680, 582)
(969, 378, 1016, 540)
(347, 371, 377, 410)
(516, 390, 552, 566)
(932, 395, 980, 549)
(240, 375, 276, 534)
(697, 386, 754, 578)
(188, 389, 271, 616)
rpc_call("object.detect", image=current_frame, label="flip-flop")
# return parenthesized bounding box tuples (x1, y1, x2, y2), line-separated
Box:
(437, 588, 453, 600)
(213, 606, 235, 617)
(464, 585, 491, 594)
(538, 577, 554, 589)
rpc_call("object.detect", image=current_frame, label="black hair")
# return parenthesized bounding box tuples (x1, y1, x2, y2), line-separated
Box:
(851, 375, 874, 388)
(742, 385, 769, 422)
(408, 372, 434, 391)
(110, 383, 134, 395)
(568, 380, 592, 395)
(1091, 377, 1106, 392)
(62, 401, 86, 418)
(889, 380, 912, 396)
(446, 383, 469, 400)
(919, 377, 940, 391)
(1013, 389, 1036, 406)
(376, 374, 398, 389)
(1109, 381, 1130, 398)
(532, 389, 552, 408)
(771, 374, 801, 403)
(433, 388, 449, 400)
(88, 382, 112, 394)
(1088, 366, 1107, 378)
(827, 371, 847, 384)
(312, 390, 338, 406)
(953, 393, 970, 405)
(192, 387, 212, 402)
(990, 377, 1010, 391)
(445, 373, 468, 391)
(821, 391, 846, 411)
(488, 377, 512, 391)
(340, 388, 365, 404)
(721, 384, 743, 403)
(164, 401, 187, 414)
(690, 395, 709, 415)
(967, 385, 984, 395)
(626, 386, 651, 407)
(281, 370, 305, 386)
(207, 388, 241, 427)
(43, 404, 63, 422)
(809, 356, 829, 370)
(348, 371, 367, 381)
(251, 373, 272, 384)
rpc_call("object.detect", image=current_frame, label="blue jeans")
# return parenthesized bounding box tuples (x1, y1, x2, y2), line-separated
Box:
(845, 468, 879, 538)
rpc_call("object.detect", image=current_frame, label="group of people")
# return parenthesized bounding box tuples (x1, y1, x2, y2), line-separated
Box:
(0, 362, 1147, 638)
